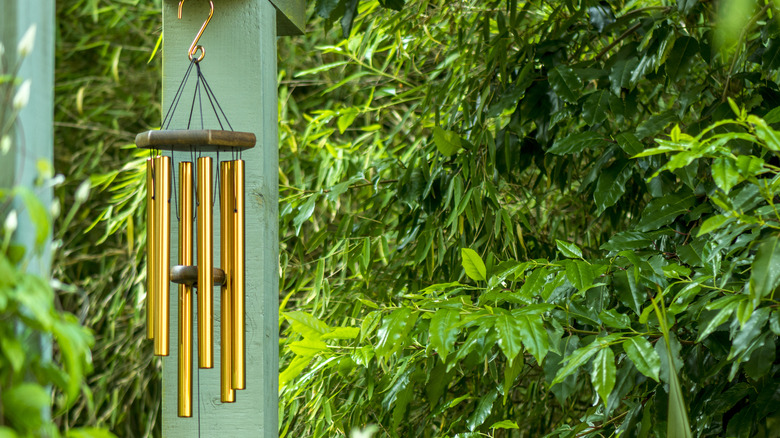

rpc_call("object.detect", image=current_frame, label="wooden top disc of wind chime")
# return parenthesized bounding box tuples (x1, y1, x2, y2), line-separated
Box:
(135, 129, 256, 152)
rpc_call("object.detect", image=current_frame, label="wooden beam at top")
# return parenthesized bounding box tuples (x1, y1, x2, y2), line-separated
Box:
(270, 0, 305, 35)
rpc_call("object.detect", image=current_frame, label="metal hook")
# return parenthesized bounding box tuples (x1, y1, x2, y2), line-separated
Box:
(178, 0, 214, 63)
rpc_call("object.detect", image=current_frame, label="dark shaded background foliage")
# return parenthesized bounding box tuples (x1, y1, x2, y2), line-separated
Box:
(277, 0, 780, 437)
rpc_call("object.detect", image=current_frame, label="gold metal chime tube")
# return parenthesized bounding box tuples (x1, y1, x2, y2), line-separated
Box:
(197, 157, 214, 368)
(154, 156, 171, 356)
(232, 160, 245, 390)
(146, 158, 156, 340)
(144, 151, 249, 408)
(178, 162, 194, 417)
(220, 161, 235, 402)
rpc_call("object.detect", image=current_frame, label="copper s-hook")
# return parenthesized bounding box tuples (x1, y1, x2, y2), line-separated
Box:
(178, 0, 214, 63)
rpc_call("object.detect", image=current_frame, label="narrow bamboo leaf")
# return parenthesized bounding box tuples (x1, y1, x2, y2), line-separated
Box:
(582, 90, 610, 126)
(279, 356, 312, 388)
(321, 327, 361, 340)
(462, 248, 487, 281)
(556, 240, 582, 258)
(429, 309, 460, 362)
(623, 337, 660, 382)
(750, 235, 780, 301)
(289, 339, 328, 357)
(667, 357, 693, 438)
(591, 347, 616, 407)
(283, 311, 330, 340)
(548, 132, 607, 155)
(549, 65, 581, 103)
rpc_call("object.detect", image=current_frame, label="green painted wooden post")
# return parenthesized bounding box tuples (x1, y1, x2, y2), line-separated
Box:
(0, 0, 55, 272)
(161, 1, 303, 436)
(0, 0, 55, 421)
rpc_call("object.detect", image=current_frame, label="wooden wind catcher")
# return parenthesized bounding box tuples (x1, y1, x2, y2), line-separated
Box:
(137, 0, 254, 417)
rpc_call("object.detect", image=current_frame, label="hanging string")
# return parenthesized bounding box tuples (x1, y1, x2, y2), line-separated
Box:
(162, 59, 197, 130)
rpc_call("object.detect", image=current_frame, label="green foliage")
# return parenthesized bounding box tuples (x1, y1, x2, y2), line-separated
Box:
(0, 27, 114, 438)
(53, 1, 162, 436)
(279, 1, 780, 437)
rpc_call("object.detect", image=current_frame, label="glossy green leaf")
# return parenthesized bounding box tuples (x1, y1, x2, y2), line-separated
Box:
(591, 347, 616, 407)
(623, 337, 660, 382)
(467, 389, 498, 431)
(664, 36, 699, 81)
(600, 231, 653, 252)
(552, 340, 602, 385)
(712, 157, 740, 193)
(549, 65, 581, 103)
(375, 308, 416, 359)
(491, 420, 519, 429)
(729, 307, 770, 360)
(284, 311, 330, 340)
(548, 132, 607, 155)
(698, 215, 731, 236)
(564, 260, 595, 292)
(582, 90, 610, 126)
(461, 248, 487, 281)
(556, 240, 582, 258)
(321, 326, 361, 340)
(636, 193, 695, 231)
(750, 235, 780, 301)
(433, 126, 462, 157)
(495, 312, 523, 365)
(503, 353, 524, 403)
(594, 160, 632, 213)
(429, 308, 460, 362)
(599, 309, 630, 329)
(514, 312, 549, 364)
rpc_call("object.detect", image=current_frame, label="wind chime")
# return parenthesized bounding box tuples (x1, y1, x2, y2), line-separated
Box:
(136, 0, 253, 417)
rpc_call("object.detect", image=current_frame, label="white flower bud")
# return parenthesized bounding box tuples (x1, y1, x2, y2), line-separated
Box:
(4, 211, 18, 235)
(1, 136, 10, 155)
(75, 179, 91, 204)
(50, 198, 61, 219)
(17, 25, 36, 57)
(13, 80, 31, 110)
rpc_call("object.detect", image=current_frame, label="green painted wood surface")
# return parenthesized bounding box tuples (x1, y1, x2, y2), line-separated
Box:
(161, 0, 279, 436)
(0, 0, 55, 275)
(270, 0, 305, 35)
(0, 0, 55, 420)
